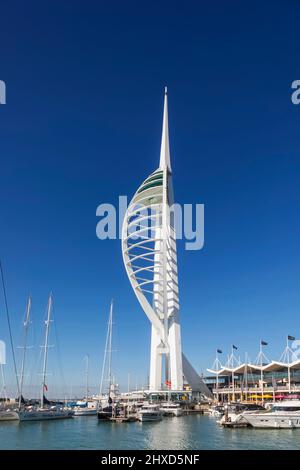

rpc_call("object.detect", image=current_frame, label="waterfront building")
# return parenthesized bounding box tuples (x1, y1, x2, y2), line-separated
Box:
(207, 338, 300, 402)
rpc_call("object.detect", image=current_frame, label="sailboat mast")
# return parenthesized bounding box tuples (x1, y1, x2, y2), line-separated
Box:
(85, 354, 89, 399)
(99, 300, 114, 397)
(19, 296, 31, 409)
(99, 312, 109, 396)
(0, 260, 20, 398)
(107, 300, 113, 397)
(41, 294, 52, 409)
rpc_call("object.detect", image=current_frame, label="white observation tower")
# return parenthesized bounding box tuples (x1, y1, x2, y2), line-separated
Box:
(122, 88, 211, 396)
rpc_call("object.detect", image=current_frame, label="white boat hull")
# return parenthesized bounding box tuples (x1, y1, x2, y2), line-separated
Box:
(73, 408, 97, 416)
(210, 410, 223, 418)
(160, 408, 183, 417)
(138, 412, 162, 422)
(244, 412, 300, 429)
(0, 411, 19, 421)
(19, 409, 73, 421)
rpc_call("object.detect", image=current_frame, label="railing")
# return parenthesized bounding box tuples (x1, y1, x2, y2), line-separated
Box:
(213, 385, 300, 394)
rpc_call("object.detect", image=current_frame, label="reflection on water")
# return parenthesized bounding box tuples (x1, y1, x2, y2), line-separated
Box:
(1, 414, 300, 450)
(138, 416, 197, 450)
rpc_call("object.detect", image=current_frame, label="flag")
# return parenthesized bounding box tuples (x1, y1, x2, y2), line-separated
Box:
(288, 335, 295, 341)
(261, 340, 268, 346)
(165, 380, 171, 388)
(232, 345, 238, 350)
(217, 349, 222, 354)
(44, 383, 48, 392)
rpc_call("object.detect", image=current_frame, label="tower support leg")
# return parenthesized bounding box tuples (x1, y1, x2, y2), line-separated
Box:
(149, 324, 162, 390)
(168, 316, 183, 390)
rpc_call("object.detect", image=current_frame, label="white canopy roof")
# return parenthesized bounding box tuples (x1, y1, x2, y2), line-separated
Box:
(208, 359, 300, 376)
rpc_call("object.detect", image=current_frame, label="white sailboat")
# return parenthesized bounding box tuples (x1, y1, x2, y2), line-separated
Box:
(97, 300, 120, 421)
(18, 296, 32, 408)
(18, 294, 73, 421)
(0, 296, 32, 422)
(0, 261, 20, 421)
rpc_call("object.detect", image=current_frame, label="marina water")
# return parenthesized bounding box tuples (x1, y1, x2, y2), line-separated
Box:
(1, 415, 300, 450)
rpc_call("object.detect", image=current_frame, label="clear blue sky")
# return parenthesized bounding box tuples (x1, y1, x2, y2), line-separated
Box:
(1, 1, 300, 397)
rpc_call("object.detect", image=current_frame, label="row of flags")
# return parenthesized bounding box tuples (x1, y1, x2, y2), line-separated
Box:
(216, 335, 296, 354)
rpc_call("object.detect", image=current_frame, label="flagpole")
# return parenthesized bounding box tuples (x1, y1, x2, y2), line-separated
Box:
(216, 350, 219, 402)
(244, 353, 248, 403)
(231, 345, 235, 402)
(287, 335, 291, 393)
(260, 340, 264, 404)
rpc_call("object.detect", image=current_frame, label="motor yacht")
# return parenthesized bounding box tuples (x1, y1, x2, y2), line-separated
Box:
(242, 400, 300, 428)
(138, 404, 162, 422)
(159, 402, 183, 417)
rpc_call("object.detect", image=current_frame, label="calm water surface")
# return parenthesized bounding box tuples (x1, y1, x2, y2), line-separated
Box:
(1, 415, 300, 450)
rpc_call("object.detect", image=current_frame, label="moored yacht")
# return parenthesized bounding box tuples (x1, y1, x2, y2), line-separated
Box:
(73, 401, 98, 416)
(97, 402, 124, 421)
(159, 402, 183, 417)
(18, 294, 73, 422)
(19, 405, 73, 421)
(209, 405, 225, 418)
(0, 409, 19, 421)
(73, 356, 98, 416)
(138, 404, 162, 422)
(97, 301, 121, 422)
(242, 400, 300, 428)
(97, 403, 113, 421)
(219, 403, 265, 426)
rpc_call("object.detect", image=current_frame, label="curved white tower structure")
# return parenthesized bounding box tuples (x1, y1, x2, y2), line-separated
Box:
(122, 89, 212, 396)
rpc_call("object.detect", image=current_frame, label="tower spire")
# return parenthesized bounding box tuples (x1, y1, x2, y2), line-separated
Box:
(159, 87, 171, 171)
